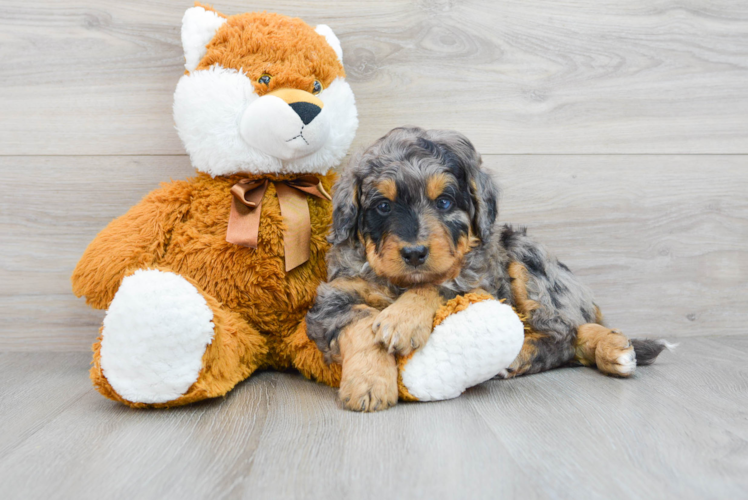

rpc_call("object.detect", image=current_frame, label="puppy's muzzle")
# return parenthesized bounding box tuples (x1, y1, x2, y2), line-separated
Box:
(401, 245, 429, 267)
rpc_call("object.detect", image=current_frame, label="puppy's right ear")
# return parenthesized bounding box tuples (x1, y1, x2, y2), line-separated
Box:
(329, 157, 361, 245)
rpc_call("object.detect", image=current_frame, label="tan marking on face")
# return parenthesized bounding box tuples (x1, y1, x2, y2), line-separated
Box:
(423, 214, 458, 275)
(365, 236, 410, 286)
(364, 212, 473, 287)
(426, 173, 450, 200)
(376, 179, 397, 201)
(456, 228, 480, 256)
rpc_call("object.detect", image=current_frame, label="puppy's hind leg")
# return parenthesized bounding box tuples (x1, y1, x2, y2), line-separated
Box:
(500, 332, 577, 378)
(574, 324, 637, 377)
(574, 310, 676, 376)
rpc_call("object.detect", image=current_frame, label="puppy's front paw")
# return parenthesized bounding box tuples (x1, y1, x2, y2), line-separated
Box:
(339, 369, 398, 412)
(373, 302, 433, 356)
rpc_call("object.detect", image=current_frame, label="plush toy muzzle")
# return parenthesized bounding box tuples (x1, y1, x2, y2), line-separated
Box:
(240, 88, 330, 161)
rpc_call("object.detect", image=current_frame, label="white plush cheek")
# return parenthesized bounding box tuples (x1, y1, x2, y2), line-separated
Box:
(314, 79, 358, 155)
(297, 109, 331, 151)
(173, 65, 280, 176)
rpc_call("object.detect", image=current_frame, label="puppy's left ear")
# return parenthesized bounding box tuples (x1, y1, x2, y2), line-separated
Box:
(433, 131, 498, 242)
(467, 158, 499, 242)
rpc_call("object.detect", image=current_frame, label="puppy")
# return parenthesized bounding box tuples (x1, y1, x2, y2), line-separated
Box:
(306, 127, 669, 412)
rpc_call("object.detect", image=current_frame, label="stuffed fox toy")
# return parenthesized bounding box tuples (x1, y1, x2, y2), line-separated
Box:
(71, 4, 524, 408)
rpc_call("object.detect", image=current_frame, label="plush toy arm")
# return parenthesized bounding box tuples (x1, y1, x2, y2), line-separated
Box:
(397, 293, 525, 401)
(71, 181, 192, 310)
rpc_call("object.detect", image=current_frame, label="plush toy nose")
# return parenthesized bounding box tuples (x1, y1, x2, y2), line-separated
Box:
(266, 88, 324, 125)
(401, 245, 429, 267)
(288, 102, 322, 125)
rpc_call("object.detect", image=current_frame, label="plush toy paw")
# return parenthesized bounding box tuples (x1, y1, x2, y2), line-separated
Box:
(373, 299, 433, 356)
(398, 294, 524, 401)
(99, 269, 215, 404)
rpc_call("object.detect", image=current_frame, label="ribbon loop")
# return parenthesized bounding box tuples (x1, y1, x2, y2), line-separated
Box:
(226, 176, 331, 272)
(226, 179, 269, 249)
(230, 179, 269, 208)
(284, 175, 333, 201)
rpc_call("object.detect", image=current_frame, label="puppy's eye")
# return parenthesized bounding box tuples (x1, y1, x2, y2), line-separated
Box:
(436, 197, 453, 211)
(312, 80, 323, 94)
(375, 201, 392, 215)
(258, 74, 271, 85)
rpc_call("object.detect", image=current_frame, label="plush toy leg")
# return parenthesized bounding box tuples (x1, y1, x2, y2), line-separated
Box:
(397, 294, 525, 402)
(90, 269, 268, 408)
(285, 320, 342, 389)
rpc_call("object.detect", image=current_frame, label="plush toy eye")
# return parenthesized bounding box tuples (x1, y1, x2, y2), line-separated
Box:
(258, 74, 271, 85)
(436, 197, 453, 211)
(375, 201, 392, 215)
(312, 80, 323, 94)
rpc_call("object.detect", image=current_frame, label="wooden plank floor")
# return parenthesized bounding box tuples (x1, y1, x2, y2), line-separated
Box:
(0, 337, 746, 499)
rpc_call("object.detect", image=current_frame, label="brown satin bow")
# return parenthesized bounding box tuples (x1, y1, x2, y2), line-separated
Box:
(226, 176, 332, 272)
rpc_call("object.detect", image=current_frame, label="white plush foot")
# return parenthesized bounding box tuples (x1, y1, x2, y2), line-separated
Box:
(100, 269, 215, 404)
(400, 300, 524, 401)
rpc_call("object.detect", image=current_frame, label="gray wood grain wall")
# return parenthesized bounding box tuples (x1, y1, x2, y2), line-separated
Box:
(1, 0, 746, 350)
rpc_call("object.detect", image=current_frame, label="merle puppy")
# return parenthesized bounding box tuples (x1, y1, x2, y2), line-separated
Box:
(307, 127, 669, 412)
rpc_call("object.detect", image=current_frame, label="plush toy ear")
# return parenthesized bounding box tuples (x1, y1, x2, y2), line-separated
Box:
(181, 6, 227, 72)
(315, 25, 344, 63)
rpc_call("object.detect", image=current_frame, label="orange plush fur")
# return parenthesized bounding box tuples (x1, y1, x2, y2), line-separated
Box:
(74, 173, 340, 407)
(196, 10, 345, 95)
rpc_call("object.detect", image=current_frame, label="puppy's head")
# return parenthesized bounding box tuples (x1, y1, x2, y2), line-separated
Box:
(331, 127, 498, 287)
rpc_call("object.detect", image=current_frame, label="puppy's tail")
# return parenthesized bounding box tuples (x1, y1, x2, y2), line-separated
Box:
(632, 339, 678, 366)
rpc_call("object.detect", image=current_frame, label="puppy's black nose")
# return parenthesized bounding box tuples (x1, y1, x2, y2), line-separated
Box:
(401, 245, 429, 267)
(288, 101, 322, 125)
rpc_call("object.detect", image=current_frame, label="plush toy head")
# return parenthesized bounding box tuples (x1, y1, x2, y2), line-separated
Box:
(174, 4, 358, 176)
